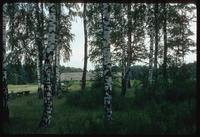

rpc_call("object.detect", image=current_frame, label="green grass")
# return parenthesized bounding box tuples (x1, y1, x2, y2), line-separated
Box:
(3, 80, 196, 134)
(8, 84, 38, 93)
(8, 81, 94, 94)
(3, 93, 104, 134)
(68, 81, 81, 91)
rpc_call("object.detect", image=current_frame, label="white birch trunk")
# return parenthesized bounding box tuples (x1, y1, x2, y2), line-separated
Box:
(35, 3, 44, 98)
(102, 3, 112, 121)
(52, 44, 57, 96)
(2, 15, 9, 122)
(37, 50, 42, 95)
(153, 4, 159, 84)
(39, 3, 56, 128)
(55, 45, 60, 94)
(55, 3, 61, 95)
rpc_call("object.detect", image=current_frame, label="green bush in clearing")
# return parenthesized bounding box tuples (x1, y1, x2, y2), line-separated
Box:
(65, 85, 121, 109)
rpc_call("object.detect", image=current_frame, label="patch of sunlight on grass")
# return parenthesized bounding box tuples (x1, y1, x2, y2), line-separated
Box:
(8, 84, 38, 93)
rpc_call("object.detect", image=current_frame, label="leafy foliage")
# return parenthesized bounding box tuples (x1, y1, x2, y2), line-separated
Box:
(7, 63, 36, 84)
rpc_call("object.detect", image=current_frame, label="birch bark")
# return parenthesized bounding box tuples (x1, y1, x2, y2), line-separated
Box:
(163, 3, 168, 84)
(102, 3, 112, 121)
(35, 3, 43, 98)
(39, 3, 56, 128)
(2, 15, 9, 122)
(153, 4, 159, 85)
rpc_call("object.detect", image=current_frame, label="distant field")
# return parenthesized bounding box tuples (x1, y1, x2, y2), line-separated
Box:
(66, 81, 94, 91)
(8, 84, 38, 93)
(8, 81, 94, 94)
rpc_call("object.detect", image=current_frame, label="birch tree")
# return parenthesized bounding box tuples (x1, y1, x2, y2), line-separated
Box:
(153, 3, 159, 86)
(52, 3, 61, 96)
(35, 3, 44, 98)
(110, 4, 127, 96)
(126, 3, 132, 89)
(55, 3, 62, 96)
(162, 3, 168, 85)
(148, 32, 154, 85)
(2, 15, 9, 123)
(39, 3, 56, 128)
(102, 3, 112, 121)
(147, 4, 154, 86)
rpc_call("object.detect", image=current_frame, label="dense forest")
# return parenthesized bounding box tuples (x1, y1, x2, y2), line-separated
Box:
(1, 2, 196, 134)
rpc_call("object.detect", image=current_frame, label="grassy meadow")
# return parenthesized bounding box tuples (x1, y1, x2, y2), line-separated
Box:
(3, 80, 196, 134)
(8, 84, 38, 93)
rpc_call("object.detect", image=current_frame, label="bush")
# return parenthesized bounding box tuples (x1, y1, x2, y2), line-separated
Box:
(112, 96, 133, 111)
(91, 78, 104, 89)
(133, 87, 157, 107)
(132, 80, 141, 89)
(61, 81, 73, 92)
(164, 79, 196, 102)
(65, 85, 121, 109)
(65, 88, 104, 109)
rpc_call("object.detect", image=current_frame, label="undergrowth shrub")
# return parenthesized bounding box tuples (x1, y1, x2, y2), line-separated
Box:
(112, 96, 133, 111)
(164, 79, 196, 103)
(133, 87, 155, 107)
(65, 87, 103, 109)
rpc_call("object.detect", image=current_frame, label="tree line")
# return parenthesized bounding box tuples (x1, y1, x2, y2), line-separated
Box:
(6, 62, 88, 85)
(1, 2, 196, 128)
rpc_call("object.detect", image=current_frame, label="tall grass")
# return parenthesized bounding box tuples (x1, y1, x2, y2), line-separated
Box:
(3, 79, 196, 134)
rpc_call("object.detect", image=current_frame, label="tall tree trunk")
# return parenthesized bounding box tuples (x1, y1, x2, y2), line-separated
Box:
(8, 3, 15, 51)
(40, 3, 45, 97)
(81, 3, 88, 90)
(37, 50, 42, 97)
(176, 46, 179, 65)
(153, 4, 159, 85)
(39, 3, 56, 128)
(128, 79, 131, 88)
(51, 5, 57, 96)
(121, 40, 126, 96)
(102, 3, 112, 121)
(148, 33, 154, 85)
(120, 4, 126, 96)
(54, 3, 61, 96)
(52, 51, 57, 96)
(52, 3, 61, 96)
(162, 3, 168, 84)
(180, 10, 185, 65)
(122, 3, 132, 96)
(56, 48, 61, 94)
(127, 3, 132, 86)
(1, 15, 9, 123)
(54, 48, 59, 95)
(126, 3, 132, 90)
(35, 3, 43, 99)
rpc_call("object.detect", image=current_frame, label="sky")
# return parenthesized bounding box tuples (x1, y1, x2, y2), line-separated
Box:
(60, 15, 96, 70)
(61, 4, 197, 70)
